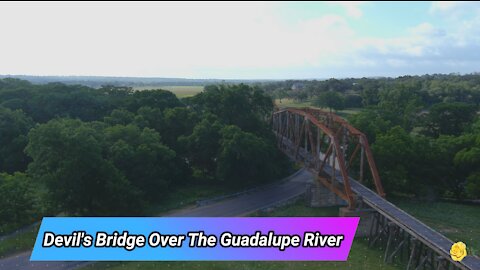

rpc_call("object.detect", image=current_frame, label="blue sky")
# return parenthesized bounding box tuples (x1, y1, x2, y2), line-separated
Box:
(1, 1, 480, 79)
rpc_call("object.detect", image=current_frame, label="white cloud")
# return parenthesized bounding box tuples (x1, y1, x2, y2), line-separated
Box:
(429, 1, 480, 20)
(328, 1, 365, 18)
(429, 1, 465, 13)
(0, 2, 359, 78)
(1, 2, 480, 78)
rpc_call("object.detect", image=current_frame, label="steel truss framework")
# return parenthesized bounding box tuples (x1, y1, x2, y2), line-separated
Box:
(272, 107, 479, 270)
(272, 107, 385, 208)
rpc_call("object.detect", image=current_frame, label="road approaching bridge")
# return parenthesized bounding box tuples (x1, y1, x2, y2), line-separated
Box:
(0, 169, 312, 270)
(273, 107, 480, 270)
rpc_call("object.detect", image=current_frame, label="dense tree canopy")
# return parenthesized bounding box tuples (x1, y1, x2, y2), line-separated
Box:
(25, 119, 142, 215)
(216, 125, 287, 186)
(313, 91, 345, 112)
(2, 73, 480, 232)
(424, 102, 477, 137)
(0, 79, 289, 224)
(0, 172, 37, 232)
(0, 107, 33, 173)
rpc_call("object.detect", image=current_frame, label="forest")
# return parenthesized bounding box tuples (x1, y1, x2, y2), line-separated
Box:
(1, 73, 480, 236)
(0, 79, 289, 233)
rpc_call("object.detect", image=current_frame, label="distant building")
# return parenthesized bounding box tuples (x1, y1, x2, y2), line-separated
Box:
(291, 82, 304, 91)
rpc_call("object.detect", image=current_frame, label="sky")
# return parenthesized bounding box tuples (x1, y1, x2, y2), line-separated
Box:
(1, 1, 480, 79)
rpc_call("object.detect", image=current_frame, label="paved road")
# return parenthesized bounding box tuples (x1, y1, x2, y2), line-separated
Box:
(0, 169, 313, 270)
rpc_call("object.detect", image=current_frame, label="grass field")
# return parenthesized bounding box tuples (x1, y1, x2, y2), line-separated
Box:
(275, 98, 314, 108)
(133, 85, 204, 98)
(391, 198, 480, 256)
(275, 98, 362, 118)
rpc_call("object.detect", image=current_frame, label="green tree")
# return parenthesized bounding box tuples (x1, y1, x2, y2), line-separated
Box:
(313, 91, 345, 112)
(104, 124, 188, 201)
(216, 125, 287, 186)
(344, 94, 363, 108)
(453, 133, 480, 199)
(189, 84, 273, 136)
(378, 84, 423, 131)
(0, 107, 34, 173)
(361, 84, 380, 106)
(372, 126, 442, 197)
(25, 119, 142, 216)
(465, 172, 480, 199)
(128, 89, 182, 112)
(179, 114, 224, 177)
(104, 109, 135, 126)
(348, 109, 391, 143)
(160, 107, 199, 150)
(372, 126, 415, 194)
(0, 172, 37, 232)
(432, 135, 471, 198)
(425, 102, 476, 137)
(134, 106, 164, 131)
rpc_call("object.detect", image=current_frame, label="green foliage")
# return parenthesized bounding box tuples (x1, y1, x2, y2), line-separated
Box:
(466, 172, 480, 198)
(372, 127, 445, 197)
(372, 127, 415, 193)
(216, 125, 287, 186)
(424, 102, 477, 137)
(361, 83, 380, 106)
(313, 91, 344, 112)
(0, 107, 34, 173)
(25, 119, 142, 216)
(127, 89, 182, 112)
(133, 106, 164, 131)
(179, 114, 223, 177)
(189, 84, 273, 136)
(0, 79, 289, 224)
(160, 107, 199, 150)
(453, 133, 480, 198)
(377, 84, 424, 131)
(104, 109, 135, 126)
(344, 94, 363, 108)
(348, 109, 391, 143)
(430, 135, 470, 198)
(0, 173, 37, 232)
(104, 124, 188, 201)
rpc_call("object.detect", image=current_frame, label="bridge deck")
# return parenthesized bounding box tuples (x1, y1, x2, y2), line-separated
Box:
(321, 165, 480, 270)
(274, 109, 479, 269)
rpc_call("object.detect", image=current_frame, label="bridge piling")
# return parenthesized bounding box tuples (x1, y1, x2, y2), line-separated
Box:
(339, 207, 376, 237)
(305, 181, 346, 208)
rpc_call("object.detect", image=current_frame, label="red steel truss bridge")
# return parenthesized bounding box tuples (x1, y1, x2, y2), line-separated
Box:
(272, 107, 480, 270)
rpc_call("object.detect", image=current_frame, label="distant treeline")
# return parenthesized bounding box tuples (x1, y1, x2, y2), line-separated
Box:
(0, 75, 275, 88)
(0, 79, 289, 233)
